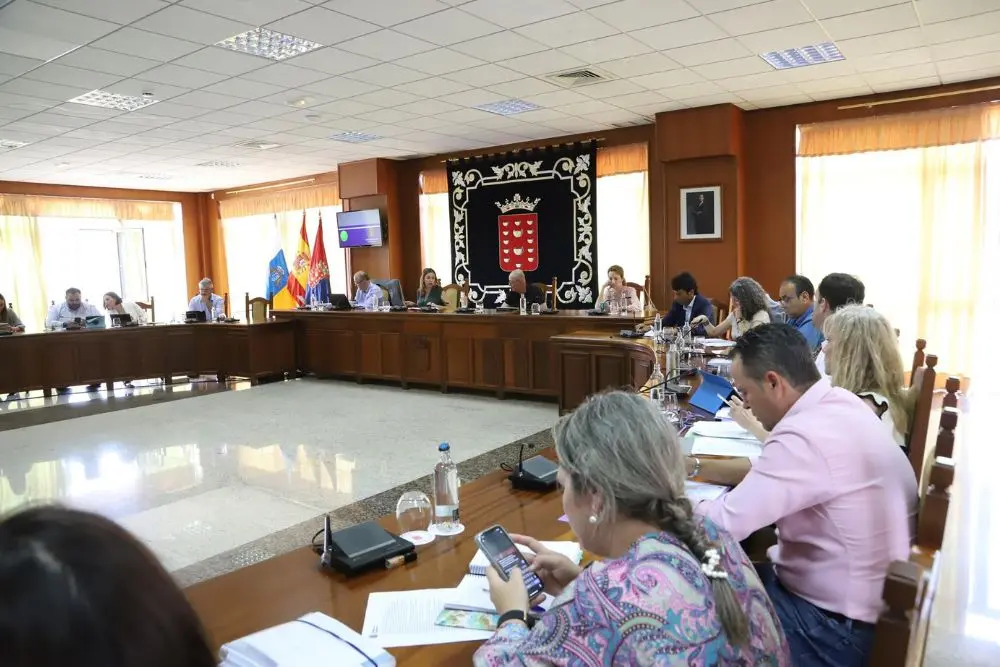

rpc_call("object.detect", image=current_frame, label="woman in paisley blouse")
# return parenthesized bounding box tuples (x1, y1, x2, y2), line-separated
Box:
(474, 391, 790, 666)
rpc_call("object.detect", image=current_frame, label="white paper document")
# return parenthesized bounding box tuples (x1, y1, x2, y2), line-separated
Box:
(687, 420, 754, 440)
(715, 407, 732, 420)
(700, 338, 737, 347)
(689, 436, 764, 459)
(443, 574, 555, 614)
(363, 589, 492, 648)
(685, 480, 729, 503)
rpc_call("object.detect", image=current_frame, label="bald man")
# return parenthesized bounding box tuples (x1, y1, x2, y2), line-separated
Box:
(505, 270, 545, 308)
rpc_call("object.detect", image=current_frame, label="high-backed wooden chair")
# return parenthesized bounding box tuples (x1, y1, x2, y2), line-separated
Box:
(942, 376, 960, 410)
(910, 339, 926, 386)
(244, 293, 272, 323)
(711, 298, 729, 326)
(440, 283, 469, 311)
(531, 277, 558, 311)
(625, 280, 645, 309)
(135, 296, 155, 323)
(906, 353, 937, 481)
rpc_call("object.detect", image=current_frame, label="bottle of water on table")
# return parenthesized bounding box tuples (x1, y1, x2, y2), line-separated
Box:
(648, 360, 665, 410)
(432, 442, 462, 535)
(653, 311, 662, 337)
(519, 293, 527, 316)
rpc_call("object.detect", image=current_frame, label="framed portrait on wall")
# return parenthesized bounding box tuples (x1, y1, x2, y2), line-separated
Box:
(680, 186, 722, 240)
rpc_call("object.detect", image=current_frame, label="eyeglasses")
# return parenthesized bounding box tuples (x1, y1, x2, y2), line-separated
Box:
(779, 295, 796, 304)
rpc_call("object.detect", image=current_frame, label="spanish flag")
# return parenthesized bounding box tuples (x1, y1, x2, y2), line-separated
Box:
(288, 211, 310, 306)
(266, 216, 296, 310)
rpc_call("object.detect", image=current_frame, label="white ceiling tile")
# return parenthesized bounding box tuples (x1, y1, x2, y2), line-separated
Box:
(22, 63, 123, 89)
(632, 17, 728, 50)
(736, 21, 829, 53)
(714, 70, 793, 90)
(776, 58, 858, 81)
(343, 63, 429, 87)
(664, 39, 753, 67)
(52, 47, 160, 77)
(804, 0, 906, 20)
(808, 86, 874, 101)
(324, 0, 451, 27)
(169, 90, 245, 110)
(394, 48, 485, 76)
(243, 64, 330, 87)
(461, 0, 578, 29)
(202, 77, 288, 99)
(438, 89, 507, 107)
(869, 76, 941, 94)
(577, 79, 646, 99)
(451, 31, 548, 60)
(395, 115, 453, 129)
(515, 12, 617, 48)
(103, 79, 190, 102)
(796, 74, 871, 93)
(606, 90, 670, 107)
(552, 98, 619, 115)
(689, 55, 773, 79)
(940, 66, 1000, 84)
(736, 83, 804, 101)
(446, 64, 523, 86)
(91, 28, 204, 62)
(33, 0, 169, 23)
(709, 0, 812, 35)
(172, 48, 269, 77)
(0, 78, 90, 102)
(598, 53, 681, 77)
(312, 99, 381, 116)
(338, 29, 438, 60)
(0, 26, 79, 62)
(509, 108, 572, 122)
(133, 6, 252, 45)
(834, 27, 924, 57)
(395, 98, 463, 115)
(395, 76, 471, 97)
(487, 77, 562, 97)
(660, 81, 725, 99)
(931, 35, 1000, 61)
(542, 116, 607, 132)
(820, 4, 919, 40)
(936, 52, 1000, 76)
(500, 50, 586, 76)
(630, 68, 705, 90)
(913, 0, 999, 24)
(522, 88, 592, 107)
(395, 8, 503, 46)
(0, 54, 45, 78)
(687, 0, 778, 11)
(301, 76, 381, 98)
(862, 63, 939, 85)
(226, 101, 298, 118)
(559, 34, 653, 63)
(682, 92, 741, 107)
(922, 11, 1000, 43)
(363, 108, 414, 123)
(4, 1, 119, 42)
(197, 110, 262, 126)
(288, 47, 380, 76)
(588, 0, 699, 31)
(181, 0, 314, 24)
(136, 64, 229, 89)
(353, 88, 424, 107)
(850, 47, 933, 72)
(267, 7, 380, 45)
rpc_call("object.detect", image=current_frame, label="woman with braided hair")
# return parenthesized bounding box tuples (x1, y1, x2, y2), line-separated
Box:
(474, 391, 789, 666)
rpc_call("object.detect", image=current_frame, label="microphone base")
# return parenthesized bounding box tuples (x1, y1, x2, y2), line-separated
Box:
(508, 471, 558, 492)
(507, 455, 559, 492)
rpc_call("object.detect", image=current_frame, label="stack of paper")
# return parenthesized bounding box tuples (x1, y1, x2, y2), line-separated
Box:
(220, 612, 395, 667)
(715, 407, 733, 421)
(363, 589, 494, 648)
(689, 436, 764, 459)
(701, 338, 736, 347)
(468, 541, 582, 576)
(687, 420, 753, 440)
(685, 480, 729, 503)
(443, 574, 555, 614)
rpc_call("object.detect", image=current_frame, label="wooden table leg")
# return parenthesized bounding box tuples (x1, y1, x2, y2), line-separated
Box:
(105, 381, 113, 391)
(43, 388, 52, 398)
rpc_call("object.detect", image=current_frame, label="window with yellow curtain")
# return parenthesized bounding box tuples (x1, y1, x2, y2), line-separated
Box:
(796, 104, 1000, 382)
(418, 143, 650, 297)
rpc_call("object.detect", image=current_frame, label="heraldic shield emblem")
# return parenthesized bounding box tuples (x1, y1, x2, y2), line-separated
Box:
(497, 193, 540, 272)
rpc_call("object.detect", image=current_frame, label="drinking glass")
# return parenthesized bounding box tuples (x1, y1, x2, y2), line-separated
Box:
(609, 298, 620, 316)
(662, 393, 680, 424)
(395, 491, 434, 545)
(530, 303, 541, 315)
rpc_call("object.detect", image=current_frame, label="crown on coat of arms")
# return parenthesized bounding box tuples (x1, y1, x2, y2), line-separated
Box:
(496, 193, 541, 213)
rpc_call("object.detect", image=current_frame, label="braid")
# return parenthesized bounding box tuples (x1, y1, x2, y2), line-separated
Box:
(653, 497, 750, 647)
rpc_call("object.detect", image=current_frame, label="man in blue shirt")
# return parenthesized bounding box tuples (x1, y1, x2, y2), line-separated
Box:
(353, 271, 383, 308)
(663, 272, 714, 335)
(779, 274, 823, 352)
(188, 277, 226, 320)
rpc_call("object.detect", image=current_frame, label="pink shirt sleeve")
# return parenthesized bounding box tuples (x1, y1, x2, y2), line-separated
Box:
(696, 430, 836, 541)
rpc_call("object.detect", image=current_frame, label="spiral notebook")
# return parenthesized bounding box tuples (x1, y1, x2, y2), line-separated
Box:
(468, 541, 582, 576)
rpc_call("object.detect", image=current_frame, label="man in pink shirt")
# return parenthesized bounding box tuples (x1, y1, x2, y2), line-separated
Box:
(689, 324, 917, 667)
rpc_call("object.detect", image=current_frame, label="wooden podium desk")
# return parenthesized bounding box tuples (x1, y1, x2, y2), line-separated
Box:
(272, 309, 643, 398)
(551, 330, 658, 413)
(0, 322, 296, 395)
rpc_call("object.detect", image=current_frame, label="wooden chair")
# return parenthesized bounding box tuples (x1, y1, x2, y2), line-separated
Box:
(244, 293, 272, 324)
(440, 283, 469, 311)
(625, 281, 645, 310)
(942, 376, 960, 410)
(135, 296, 155, 323)
(910, 339, 926, 386)
(531, 277, 558, 311)
(906, 353, 937, 482)
(711, 298, 729, 326)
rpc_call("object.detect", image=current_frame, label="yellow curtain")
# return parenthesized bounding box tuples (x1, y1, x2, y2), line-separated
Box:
(0, 216, 47, 333)
(0, 194, 175, 221)
(217, 182, 340, 219)
(799, 103, 1000, 156)
(597, 142, 648, 176)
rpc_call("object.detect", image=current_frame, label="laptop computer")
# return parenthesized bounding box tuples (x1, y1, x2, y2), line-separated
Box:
(329, 294, 351, 310)
(185, 310, 207, 323)
(687, 370, 737, 416)
(110, 313, 133, 327)
(85, 315, 106, 329)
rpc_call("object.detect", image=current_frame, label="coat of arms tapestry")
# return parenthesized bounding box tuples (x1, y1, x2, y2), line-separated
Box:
(447, 141, 599, 308)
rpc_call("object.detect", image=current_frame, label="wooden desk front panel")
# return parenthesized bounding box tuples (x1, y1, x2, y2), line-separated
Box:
(552, 333, 657, 413)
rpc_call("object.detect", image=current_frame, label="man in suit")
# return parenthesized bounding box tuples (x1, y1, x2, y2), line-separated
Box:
(663, 272, 714, 335)
(813, 273, 866, 374)
(505, 270, 545, 308)
(688, 193, 715, 236)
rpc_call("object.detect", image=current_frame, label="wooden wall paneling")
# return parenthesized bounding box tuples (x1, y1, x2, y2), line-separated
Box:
(502, 338, 532, 391)
(345, 194, 390, 282)
(402, 319, 442, 387)
(474, 338, 504, 392)
(593, 350, 628, 391)
(630, 350, 654, 390)
(338, 159, 380, 198)
(556, 350, 592, 414)
(398, 161, 423, 300)
(647, 140, 668, 309)
(532, 339, 553, 393)
(657, 104, 742, 162)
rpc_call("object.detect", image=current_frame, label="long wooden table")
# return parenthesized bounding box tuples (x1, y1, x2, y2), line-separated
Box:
(272, 309, 644, 399)
(0, 322, 297, 394)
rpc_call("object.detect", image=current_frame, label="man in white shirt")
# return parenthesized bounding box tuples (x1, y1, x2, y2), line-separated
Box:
(812, 273, 865, 374)
(188, 278, 226, 320)
(352, 271, 383, 308)
(46, 288, 101, 329)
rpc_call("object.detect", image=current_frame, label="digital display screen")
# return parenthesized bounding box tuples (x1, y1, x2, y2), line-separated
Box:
(336, 209, 383, 248)
(479, 527, 544, 597)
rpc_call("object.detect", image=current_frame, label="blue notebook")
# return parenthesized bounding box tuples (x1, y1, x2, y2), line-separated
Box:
(688, 370, 736, 415)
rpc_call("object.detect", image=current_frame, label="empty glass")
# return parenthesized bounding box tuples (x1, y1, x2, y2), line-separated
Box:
(395, 490, 434, 545)
(662, 393, 680, 424)
(530, 303, 541, 315)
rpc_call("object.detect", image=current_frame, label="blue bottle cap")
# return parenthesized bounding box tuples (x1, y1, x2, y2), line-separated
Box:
(438, 442, 450, 451)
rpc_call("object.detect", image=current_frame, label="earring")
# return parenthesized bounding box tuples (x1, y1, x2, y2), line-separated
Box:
(588, 514, 598, 524)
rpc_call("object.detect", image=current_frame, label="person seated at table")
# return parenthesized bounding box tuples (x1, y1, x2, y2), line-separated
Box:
(187, 278, 225, 320)
(0, 505, 216, 667)
(504, 270, 545, 308)
(405, 268, 444, 308)
(46, 287, 101, 330)
(103, 292, 147, 326)
(352, 270, 383, 307)
(812, 272, 866, 374)
(663, 271, 714, 334)
(691, 277, 771, 339)
(778, 274, 822, 351)
(687, 325, 916, 667)
(0, 293, 24, 333)
(475, 390, 790, 667)
(593, 264, 641, 314)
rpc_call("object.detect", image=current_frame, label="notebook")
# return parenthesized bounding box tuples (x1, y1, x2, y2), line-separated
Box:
(687, 370, 736, 415)
(468, 540, 582, 576)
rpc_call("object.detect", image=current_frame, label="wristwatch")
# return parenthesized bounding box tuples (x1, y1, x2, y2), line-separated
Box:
(688, 456, 702, 480)
(497, 609, 533, 629)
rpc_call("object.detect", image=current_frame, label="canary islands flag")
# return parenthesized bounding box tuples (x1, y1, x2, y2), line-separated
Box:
(266, 217, 296, 310)
(306, 213, 331, 305)
(289, 211, 310, 306)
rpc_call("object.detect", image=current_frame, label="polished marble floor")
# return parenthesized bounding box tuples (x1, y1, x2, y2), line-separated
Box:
(0, 378, 557, 572)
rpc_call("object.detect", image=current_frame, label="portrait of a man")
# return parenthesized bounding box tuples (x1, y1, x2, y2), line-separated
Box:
(680, 186, 722, 240)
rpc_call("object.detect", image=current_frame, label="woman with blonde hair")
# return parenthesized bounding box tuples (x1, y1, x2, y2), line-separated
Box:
(594, 265, 642, 314)
(405, 268, 444, 308)
(474, 390, 790, 666)
(692, 276, 771, 339)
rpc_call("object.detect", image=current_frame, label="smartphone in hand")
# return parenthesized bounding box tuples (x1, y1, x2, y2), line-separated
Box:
(475, 525, 545, 599)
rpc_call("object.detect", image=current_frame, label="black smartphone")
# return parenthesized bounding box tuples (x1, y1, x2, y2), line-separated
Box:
(474, 525, 545, 599)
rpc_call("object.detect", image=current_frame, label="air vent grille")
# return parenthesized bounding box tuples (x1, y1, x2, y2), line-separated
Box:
(545, 67, 613, 88)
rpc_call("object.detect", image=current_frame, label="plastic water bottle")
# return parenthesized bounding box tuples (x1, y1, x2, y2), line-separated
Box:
(648, 361, 665, 410)
(681, 322, 692, 352)
(519, 293, 527, 316)
(433, 443, 461, 534)
(654, 312, 662, 339)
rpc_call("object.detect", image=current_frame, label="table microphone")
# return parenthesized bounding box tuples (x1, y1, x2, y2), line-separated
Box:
(508, 442, 558, 492)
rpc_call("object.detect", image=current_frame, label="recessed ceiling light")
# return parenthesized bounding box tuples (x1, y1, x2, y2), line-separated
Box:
(197, 160, 242, 168)
(235, 140, 281, 150)
(217, 28, 322, 62)
(54, 162, 71, 168)
(304, 113, 322, 122)
(329, 131, 381, 143)
(0, 139, 29, 149)
(474, 99, 541, 116)
(68, 89, 159, 112)
(287, 97, 313, 108)
(760, 42, 844, 70)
